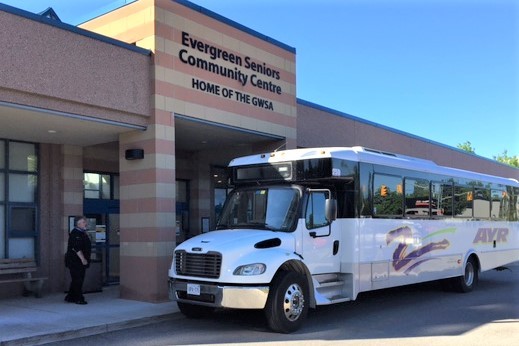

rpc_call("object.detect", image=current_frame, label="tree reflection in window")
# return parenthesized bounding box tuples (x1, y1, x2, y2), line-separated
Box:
(373, 174, 403, 217)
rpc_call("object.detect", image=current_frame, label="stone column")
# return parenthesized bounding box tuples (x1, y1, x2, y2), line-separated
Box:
(118, 111, 176, 302)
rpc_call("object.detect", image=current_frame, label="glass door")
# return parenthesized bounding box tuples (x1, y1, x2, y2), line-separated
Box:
(83, 172, 120, 285)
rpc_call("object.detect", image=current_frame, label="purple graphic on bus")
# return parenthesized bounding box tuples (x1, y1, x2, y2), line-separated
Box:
(386, 226, 450, 272)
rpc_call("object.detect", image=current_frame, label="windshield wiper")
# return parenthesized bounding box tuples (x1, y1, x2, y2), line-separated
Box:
(249, 222, 280, 231)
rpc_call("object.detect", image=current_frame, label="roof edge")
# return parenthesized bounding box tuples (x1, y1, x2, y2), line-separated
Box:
(175, 0, 296, 54)
(0, 2, 151, 56)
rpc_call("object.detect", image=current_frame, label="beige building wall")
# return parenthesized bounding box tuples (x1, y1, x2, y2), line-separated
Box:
(297, 100, 518, 180)
(0, 10, 150, 126)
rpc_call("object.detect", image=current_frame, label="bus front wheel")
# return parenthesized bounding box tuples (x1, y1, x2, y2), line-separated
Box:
(264, 271, 309, 333)
(452, 257, 478, 293)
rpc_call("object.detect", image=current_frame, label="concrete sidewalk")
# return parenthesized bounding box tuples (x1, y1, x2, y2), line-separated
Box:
(0, 286, 179, 345)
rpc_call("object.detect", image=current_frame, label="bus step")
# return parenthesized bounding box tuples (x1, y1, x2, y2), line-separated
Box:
(318, 280, 344, 288)
(329, 296, 351, 304)
(314, 273, 342, 285)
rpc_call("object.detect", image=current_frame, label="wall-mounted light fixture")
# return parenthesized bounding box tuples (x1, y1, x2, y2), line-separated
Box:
(125, 149, 144, 160)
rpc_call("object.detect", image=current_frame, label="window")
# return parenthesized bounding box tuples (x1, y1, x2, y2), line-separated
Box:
(0, 140, 39, 259)
(500, 188, 519, 221)
(491, 190, 506, 220)
(9, 174, 37, 202)
(512, 189, 519, 221)
(404, 178, 430, 217)
(454, 185, 472, 217)
(217, 187, 299, 232)
(432, 182, 452, 217)
(473, 188, 490, 219)
(84, 173, 113, 199)
(9, 207, 36, 235)
(176, 179, 189, 236)
(0, 141, 4, 169)
(214, 188, 227, 222)
(0, 173, 4, 202)
(9, 142, 37, 172)
(306, 190, 330, 229)
(373, 174, 403, 217)
(212, 166, 229, 224)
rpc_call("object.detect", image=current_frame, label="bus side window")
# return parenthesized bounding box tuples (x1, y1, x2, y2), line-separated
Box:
(306, 191, 329, 229)
(373, 174, 403, 217)
(491, 189, 506, 220)
(454, 185, 472, 218)
(434, 182, 453, 216)
(336, 182, 355, 218)
(404, 178, 430, 218)
(473, 188, 490, 219)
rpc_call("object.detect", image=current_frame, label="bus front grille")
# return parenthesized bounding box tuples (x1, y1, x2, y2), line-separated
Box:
(175, 250, 222, 279)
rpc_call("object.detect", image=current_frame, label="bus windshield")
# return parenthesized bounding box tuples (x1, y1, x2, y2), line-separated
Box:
(216, 186, 300, 232)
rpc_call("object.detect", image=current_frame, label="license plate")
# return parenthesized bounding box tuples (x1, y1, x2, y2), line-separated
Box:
(187, 283, 201, 296)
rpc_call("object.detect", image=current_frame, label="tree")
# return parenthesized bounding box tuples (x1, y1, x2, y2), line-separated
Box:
(457, 141, 476, 154)
(457, 141, 518, 168)
(494, 150, 519, 168)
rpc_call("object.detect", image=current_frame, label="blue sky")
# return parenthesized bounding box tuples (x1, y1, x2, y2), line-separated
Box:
(2, 0, 517, 160)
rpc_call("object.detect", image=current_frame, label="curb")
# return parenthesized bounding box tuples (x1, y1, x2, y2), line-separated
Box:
(1, 313, 183, 346)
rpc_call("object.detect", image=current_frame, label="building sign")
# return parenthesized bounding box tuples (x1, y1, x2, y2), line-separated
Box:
(179, 31, 282, 111)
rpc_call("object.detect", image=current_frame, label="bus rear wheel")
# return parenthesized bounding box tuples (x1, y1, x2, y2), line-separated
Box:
(451, 257, 478, 293)
(264, 271, 309, 333)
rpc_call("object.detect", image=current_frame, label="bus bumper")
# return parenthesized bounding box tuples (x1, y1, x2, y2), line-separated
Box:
(169, 279, 269, 309)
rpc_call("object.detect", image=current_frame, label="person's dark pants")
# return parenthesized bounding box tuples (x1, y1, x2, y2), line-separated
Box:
(67, 265, 86, 302)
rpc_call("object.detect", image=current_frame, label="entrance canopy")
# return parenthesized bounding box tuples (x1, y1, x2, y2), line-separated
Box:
(0, 102, 146, 147)
(174, 114, 285, 153)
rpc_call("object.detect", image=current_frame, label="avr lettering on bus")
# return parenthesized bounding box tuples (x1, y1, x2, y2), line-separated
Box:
(473, 228, 509, 244)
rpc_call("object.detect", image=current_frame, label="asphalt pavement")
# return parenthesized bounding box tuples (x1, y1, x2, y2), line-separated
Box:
(0, 285, 180, 346)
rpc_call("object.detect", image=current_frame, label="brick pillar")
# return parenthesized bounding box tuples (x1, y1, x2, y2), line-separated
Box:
(61, 145, 84, 249)
(118, 112, 176, 302)
(61, 145, 84, 291)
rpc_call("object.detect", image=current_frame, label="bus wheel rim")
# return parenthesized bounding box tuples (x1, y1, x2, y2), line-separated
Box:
(283, 283, 305, 321)
(465, 261, 474, 286)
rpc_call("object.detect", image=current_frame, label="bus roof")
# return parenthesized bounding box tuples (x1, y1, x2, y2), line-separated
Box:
(228, 146, 519, 187)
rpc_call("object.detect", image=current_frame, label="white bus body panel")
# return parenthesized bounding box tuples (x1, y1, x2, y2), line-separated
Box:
(170, 229, 299, 284)
(169, 217, 518, 308)
(337, 218, 519, 297)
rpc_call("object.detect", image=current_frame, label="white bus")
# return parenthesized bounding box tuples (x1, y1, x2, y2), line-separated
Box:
(168, 147, 519, 333)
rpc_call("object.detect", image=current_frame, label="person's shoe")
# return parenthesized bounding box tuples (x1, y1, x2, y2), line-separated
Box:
(75, 300, 88, 305)
(64, 296, 74, 303)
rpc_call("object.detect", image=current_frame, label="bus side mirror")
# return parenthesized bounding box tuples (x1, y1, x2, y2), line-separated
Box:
(325, 198, 337, 222)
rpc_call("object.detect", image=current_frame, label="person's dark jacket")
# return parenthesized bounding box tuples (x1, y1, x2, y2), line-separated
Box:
(65, 228, 91, 268)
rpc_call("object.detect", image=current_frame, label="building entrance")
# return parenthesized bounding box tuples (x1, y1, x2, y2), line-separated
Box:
(83, 172, 120, 285)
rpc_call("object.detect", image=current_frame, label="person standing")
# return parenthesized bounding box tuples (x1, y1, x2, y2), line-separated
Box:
(65, 215, 91, 305)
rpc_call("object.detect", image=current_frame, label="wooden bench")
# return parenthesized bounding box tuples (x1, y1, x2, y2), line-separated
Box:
(0, 259, 48, 298)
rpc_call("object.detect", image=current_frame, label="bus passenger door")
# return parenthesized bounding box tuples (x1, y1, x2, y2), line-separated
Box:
(302, 189, 341, 274)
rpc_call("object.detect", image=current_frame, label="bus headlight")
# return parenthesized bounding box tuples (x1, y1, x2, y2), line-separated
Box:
(233, 263, 266, 275)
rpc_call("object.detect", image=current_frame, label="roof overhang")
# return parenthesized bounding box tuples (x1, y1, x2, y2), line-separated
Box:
(0, 102, 146, 146)
(174, 114, 285, 152)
